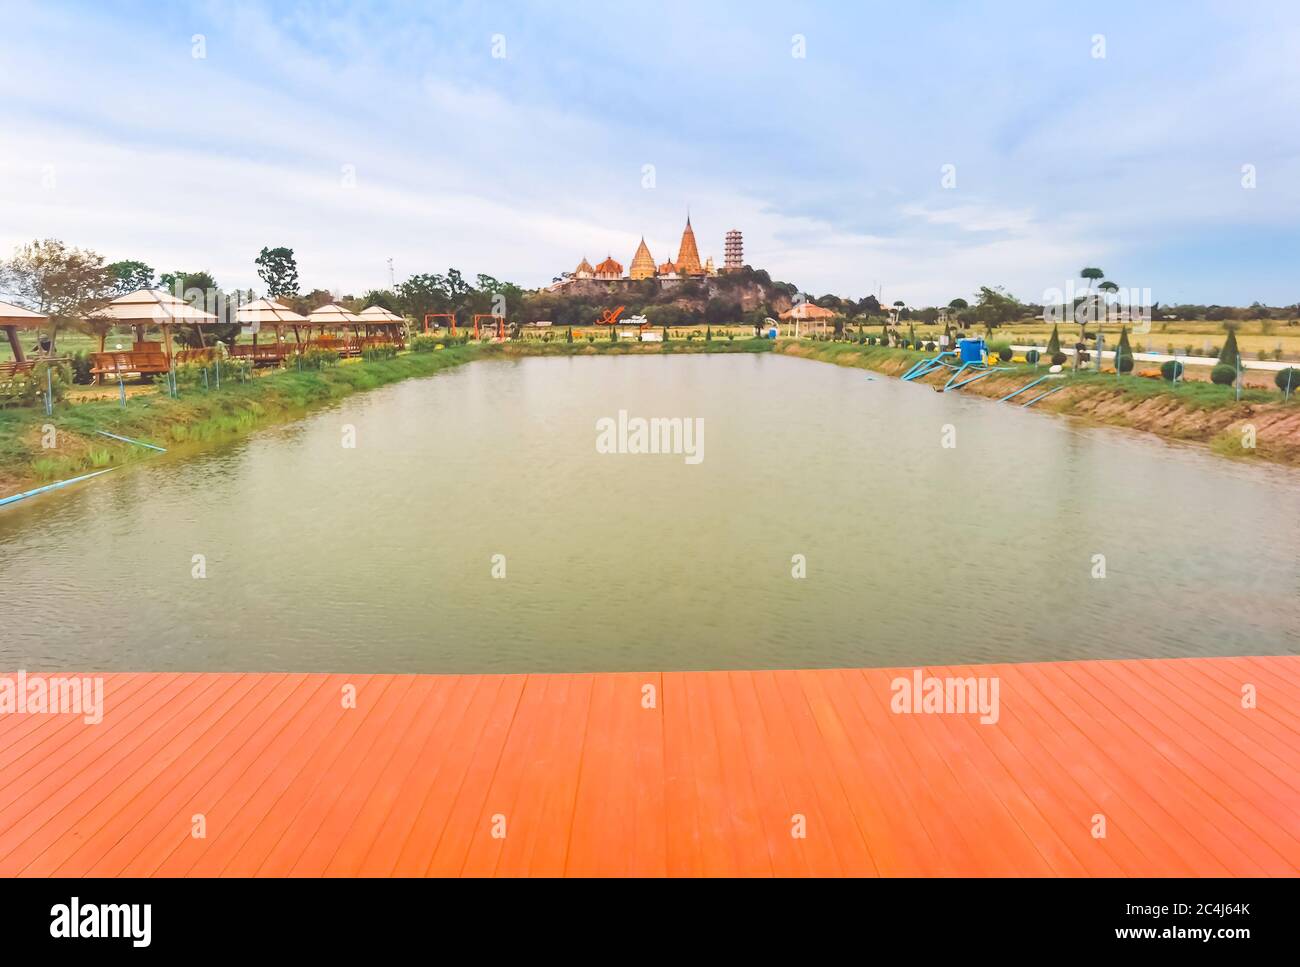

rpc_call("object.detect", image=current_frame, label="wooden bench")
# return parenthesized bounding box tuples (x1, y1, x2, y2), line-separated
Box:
(230, 343, 293, 365)
(307, 337, 356, 357)
(91, 350, 171, 377)
(0, 360, 35, 379)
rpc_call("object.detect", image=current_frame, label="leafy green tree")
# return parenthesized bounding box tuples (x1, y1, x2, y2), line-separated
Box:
(255, 246, 299, 297)
(2, 239, 116, 352)
(362, 289, 399, 312)
(398, 274, 449, 323)
(107, 259, 154, 294)
(160, 269, 217, 295)
(974, 286, 1022, 329)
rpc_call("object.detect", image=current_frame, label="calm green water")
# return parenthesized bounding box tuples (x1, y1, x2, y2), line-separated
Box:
(2, 353, 1297, 673)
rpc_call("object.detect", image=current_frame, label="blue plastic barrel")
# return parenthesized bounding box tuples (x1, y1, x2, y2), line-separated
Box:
(958, 338, 985, 363)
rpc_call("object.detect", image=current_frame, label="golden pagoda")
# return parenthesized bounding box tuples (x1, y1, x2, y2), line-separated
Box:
(629, 237, 656, 280)
(674, 215, 703, 276)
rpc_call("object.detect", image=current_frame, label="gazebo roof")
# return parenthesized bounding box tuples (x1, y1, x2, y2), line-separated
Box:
(357, 305, 405, 324)
(0, 301, 47, 326)
(89, 289, 219, 324)
(236, 298, 309, 325)
(779, 302, 837, 321)
(307, 304, 361, 326)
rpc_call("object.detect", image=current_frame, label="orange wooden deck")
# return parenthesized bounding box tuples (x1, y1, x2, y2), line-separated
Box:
(1, 656, 1297, 877)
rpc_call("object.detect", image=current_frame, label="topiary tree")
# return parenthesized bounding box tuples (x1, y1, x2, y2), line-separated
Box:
(1025, 348, 1040, 366)
(1160, 359, 1184, 382)
(1115, 325, 1135, 373)
(1218, 326, 1240, 365)
(705, 325, 713, 342)
(566, 327, 573, 343)
(1275, 367, 1298, 398)
(1045, 323, 1061, 358)
(1210, 364, 1237, 386)
(1051, 351, 1068, 366)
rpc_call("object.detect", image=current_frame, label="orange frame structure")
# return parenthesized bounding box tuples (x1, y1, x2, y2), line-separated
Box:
(473, 314, 505, 340)
(423, 313, 457, 335)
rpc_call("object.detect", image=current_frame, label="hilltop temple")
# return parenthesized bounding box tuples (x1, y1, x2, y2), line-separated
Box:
(560, 216, 729, 287)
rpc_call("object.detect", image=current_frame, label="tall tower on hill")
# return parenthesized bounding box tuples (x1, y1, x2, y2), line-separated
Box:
(724, 229, 743, 272)
(675, 215, 703, 275)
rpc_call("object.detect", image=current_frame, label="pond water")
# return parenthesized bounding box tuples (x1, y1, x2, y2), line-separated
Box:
(2, 353, 1297, 673)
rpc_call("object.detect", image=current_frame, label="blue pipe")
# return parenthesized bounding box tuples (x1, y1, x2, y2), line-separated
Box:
(1021, 385, 1069, 408)
(943, 362, 973, 390)
(947, 368, 1005, 391)
(95, 430, 167, 452)
(999, 375, 1049, 403)
(0, 468, 117, 508)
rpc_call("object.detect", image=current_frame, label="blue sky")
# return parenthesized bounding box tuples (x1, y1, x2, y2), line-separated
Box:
(2, 0, 1299, 306)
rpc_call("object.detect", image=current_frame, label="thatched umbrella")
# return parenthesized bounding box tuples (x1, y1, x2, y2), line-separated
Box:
(0, 301, 47, 364)
(357, 305, 406, 346)
(778, 302, 836, 338)
(236, 298, 309, 350)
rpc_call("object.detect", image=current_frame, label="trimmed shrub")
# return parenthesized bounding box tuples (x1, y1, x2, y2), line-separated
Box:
(1160, 359, 1184, 382)
(297, 348, 340, 370)
(1218, 328, 1239, 365)
(1114, 325, 1135, 373)
(1210, 364, 1237, 386)
(1025, 349, 1040, 365)
(70, 350, 94, 385)
(1051, 351, 1067, 366)
(925, 341, 936, 351)
(410, 335, 441, 352)
(1045, 324, 1061, 356)
(1273, 367, 1299, 395)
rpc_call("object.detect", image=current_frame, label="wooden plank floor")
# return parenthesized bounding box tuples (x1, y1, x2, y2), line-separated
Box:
(1, 657, 1297, 876)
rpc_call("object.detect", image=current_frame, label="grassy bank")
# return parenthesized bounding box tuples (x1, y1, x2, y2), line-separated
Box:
(4, 332, 1297, 500)
(775, 340, 1300, 466)
(0, 338, 774, 495)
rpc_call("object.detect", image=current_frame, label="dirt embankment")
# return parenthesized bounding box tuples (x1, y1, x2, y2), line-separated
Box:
(775, 341, 1300, 467)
